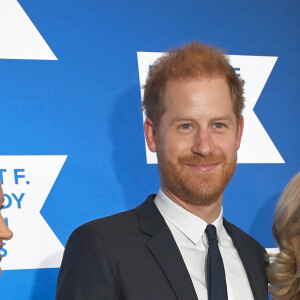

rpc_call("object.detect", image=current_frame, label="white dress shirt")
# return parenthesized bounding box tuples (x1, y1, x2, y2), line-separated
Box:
(154, 189, 254, 300)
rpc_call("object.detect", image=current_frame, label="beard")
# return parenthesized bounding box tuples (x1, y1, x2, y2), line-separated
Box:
(157, 148, 237, 207)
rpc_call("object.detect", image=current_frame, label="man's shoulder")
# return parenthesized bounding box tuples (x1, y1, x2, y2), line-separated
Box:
(72, 207, 140, 241)
(224, 219, 266, 254)
(68, 194, 158, 244)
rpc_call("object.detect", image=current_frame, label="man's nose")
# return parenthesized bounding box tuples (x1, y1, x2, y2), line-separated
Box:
(0, 217, 13, 240)
(191, 128, 214, 156)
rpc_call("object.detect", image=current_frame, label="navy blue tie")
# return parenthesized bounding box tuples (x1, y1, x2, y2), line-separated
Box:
(205, 224, 228, 300)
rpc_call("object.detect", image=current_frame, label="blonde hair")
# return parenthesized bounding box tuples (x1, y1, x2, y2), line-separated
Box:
(267, 171, 300, 300)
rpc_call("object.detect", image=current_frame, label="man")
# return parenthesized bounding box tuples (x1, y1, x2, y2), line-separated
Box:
(0, 182, 13, 276)
(56, 42, 268, 299)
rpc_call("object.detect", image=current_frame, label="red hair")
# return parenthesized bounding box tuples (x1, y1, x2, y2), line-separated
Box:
(142, 42, 244, 126)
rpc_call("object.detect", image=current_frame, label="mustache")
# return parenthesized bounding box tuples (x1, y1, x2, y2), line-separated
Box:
(178, 153, 226, 164)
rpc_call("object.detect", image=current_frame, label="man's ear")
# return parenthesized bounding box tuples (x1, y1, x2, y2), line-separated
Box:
(236, 115, 244, 150)
(144, 118, 158, 152)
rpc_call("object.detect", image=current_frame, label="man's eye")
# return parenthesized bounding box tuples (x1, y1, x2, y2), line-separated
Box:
(0, 198, 7, 210)
(181, 124, 191, 130)
(214, 123, 223, 129)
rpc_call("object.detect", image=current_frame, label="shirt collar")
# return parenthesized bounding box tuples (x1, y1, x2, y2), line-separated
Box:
(154, 189, 225, 246)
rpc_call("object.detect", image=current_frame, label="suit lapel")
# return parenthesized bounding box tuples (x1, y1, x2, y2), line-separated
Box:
(224, 219, 268, 300)
(137, 195, 198, 300)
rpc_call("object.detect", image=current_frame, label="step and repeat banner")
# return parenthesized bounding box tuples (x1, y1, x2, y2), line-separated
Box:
(0, 0, 299, 299)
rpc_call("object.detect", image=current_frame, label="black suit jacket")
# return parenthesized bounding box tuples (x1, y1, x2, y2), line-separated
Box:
(56, 195, 268, 300)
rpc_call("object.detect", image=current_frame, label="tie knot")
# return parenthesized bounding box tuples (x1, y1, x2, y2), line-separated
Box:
(205, 224, 217, 241)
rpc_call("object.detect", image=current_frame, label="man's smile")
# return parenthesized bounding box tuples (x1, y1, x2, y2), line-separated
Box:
(185, 163, 219, 172)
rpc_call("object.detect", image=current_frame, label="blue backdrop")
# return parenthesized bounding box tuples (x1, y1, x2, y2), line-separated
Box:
(0, 0, 299, 299)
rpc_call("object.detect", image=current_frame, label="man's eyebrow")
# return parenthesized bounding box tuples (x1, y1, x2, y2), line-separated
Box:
(170, 115, 234, 125)
(170, 116, 197, 124)
(210, 115, 235, 122)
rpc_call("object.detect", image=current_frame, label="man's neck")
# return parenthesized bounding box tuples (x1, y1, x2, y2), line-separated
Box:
(161, 187, 223, 224)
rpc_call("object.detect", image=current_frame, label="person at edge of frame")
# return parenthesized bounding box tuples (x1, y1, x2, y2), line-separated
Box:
(266, 171, 300, 300)
(0, 182, 13, 276)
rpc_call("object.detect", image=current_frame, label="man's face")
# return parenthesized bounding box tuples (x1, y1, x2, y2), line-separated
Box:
(145, 77, 243, 206)
(0, 183, 13, 275)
